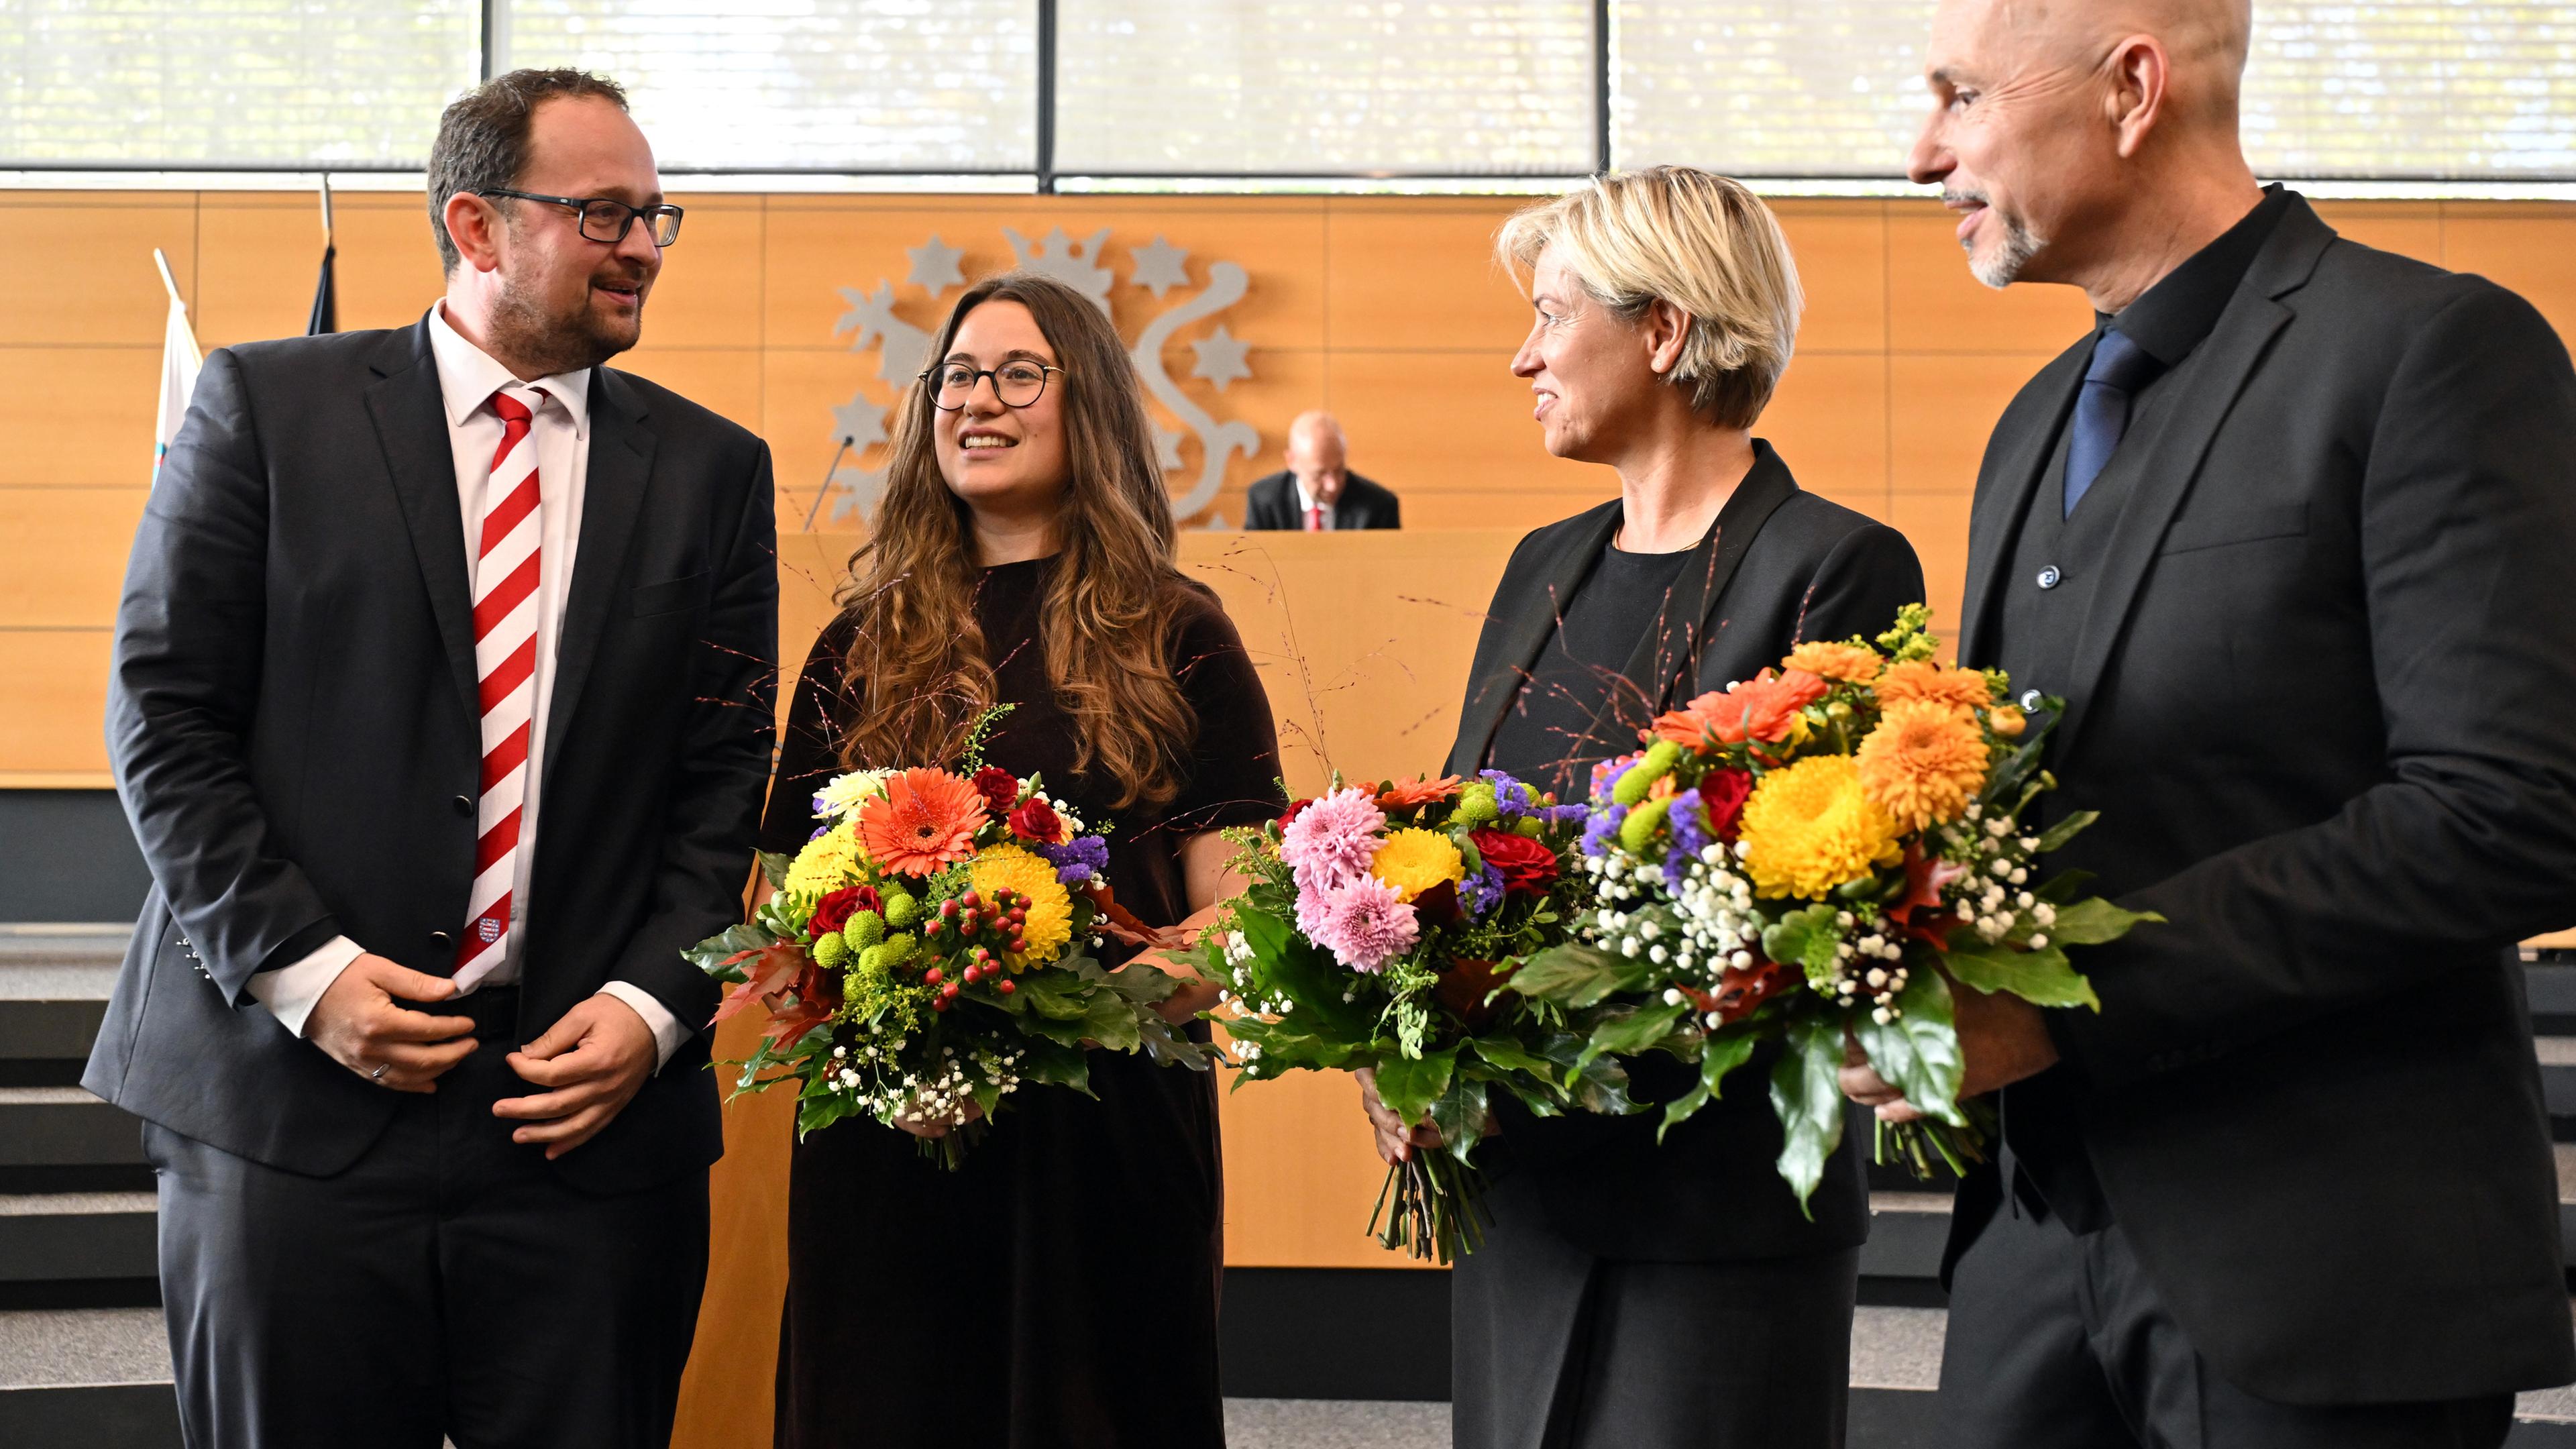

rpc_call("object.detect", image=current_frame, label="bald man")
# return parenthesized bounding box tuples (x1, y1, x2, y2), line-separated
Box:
(1243, 411, 1401, 530)
(1838, 2, 2576, 1445)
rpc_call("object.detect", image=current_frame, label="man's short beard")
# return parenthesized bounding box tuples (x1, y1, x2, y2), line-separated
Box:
(486, 268, 637, 378)
(1968, 207, 2047, 290)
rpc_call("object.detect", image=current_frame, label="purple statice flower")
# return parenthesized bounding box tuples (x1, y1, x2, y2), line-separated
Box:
(1458, 863, 1507, 920)
(1662, 788, 1709, 892)
(1038, 835, 1111, 885)
(810, 824, 833, 841)
(1279, 786, 1386, 891)
(1581, 802, 1629, 859)
(1478, 769, 1540, 821)
(1539, 802, 1592, 826)
(1308, 875, 1419, 973)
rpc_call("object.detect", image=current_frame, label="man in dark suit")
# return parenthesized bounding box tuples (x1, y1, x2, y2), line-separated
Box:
(86, 69, 777, 1448)
(1242, 409, 1401, 529)
(1840, 2, 2576, 1445)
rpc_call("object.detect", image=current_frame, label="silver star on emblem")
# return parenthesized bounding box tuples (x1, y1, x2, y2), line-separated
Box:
(1153, 425, 1185, 471)
(1189, 325, 1252, 392)
(832, 390, 888, 454)
(1129, 235, 1191, 299)
(906, 235, 964, 295)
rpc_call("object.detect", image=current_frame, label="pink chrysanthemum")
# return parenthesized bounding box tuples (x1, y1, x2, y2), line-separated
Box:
(1309, 874, 1420, 974)
(1279, 786, 1386, 892)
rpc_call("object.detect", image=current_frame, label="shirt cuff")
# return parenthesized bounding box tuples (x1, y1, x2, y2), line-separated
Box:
(598, 981, 688, 1071)
(246, 935, 366, 1038)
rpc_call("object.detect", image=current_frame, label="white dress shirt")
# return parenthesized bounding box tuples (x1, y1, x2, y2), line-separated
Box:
(1294, 476, 1336, 531)
(246, 303, 685, 1067)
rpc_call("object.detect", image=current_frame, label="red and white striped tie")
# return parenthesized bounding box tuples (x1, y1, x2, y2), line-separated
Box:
(455, 386, 547, 987)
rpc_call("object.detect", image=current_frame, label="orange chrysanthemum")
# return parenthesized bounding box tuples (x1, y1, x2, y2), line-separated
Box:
(1782, 640, 1883, 684)
(1652, 668, 1829, 748)
(1856, 701, 1990, 830)
(1376, 774, 1464, 810)
(857, 767, 986, 876)
(1874, 659, 1992, 717)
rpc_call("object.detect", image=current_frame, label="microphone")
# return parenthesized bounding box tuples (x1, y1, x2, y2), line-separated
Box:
(802, 435, 855, 531)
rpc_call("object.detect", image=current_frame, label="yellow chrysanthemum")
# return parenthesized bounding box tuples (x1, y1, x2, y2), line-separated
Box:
(967, 845, 1076, 965)
(1369, 828, 1467, 903)
(1782, 639, 1884, 684)
(784, 821, 863, 896)
(1874, 659, 1992, 717)
(1739, 755, 1904, 900)
(1856, 701, 1990, 830)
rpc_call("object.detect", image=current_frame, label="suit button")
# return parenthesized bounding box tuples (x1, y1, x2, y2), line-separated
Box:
(429, 930, 453, 949)
(452, 795, 474, 817)
(2036, 565, 2062, 589)
(2019, 689, 2044, 712)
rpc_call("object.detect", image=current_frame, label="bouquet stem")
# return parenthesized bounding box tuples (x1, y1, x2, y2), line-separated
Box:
(1872, 1098, 1999, 1181)
(1369, 1151, 1489, 1264)
(913, 1119, 988, 1171)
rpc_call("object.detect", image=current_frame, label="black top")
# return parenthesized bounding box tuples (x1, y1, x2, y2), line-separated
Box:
(1447, 441, 1927, 1264)
(2102, 184, 2294, 367)
(1484, 536, 1697, 800)
(1949, 192, 2576, 1402)
(761, 556, 1284, 1449)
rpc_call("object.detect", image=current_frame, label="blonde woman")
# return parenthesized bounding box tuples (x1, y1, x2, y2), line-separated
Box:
(1360, 168, 1925, 1446)
(760, 272, 1283, 1446)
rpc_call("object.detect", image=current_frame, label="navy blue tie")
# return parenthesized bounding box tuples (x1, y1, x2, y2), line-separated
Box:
(2063, 328, 2165, 517)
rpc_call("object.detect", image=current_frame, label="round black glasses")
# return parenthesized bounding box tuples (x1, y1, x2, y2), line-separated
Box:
(922, 361, 1063, 411)
(476, 189, 684, 247)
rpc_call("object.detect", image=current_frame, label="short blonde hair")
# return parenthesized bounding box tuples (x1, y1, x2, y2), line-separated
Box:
(1497, 166, 1803, 430)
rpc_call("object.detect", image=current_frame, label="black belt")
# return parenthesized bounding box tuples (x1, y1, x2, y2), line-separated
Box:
(393, 985, 522, 1042)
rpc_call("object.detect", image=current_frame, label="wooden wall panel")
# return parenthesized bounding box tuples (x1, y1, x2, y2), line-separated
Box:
(2440, 207, 2576, 339)
(1888, 351, 2062, 496)
(1324, 199, 1527, 352)
(1778, 205, 1890, 355)
(0, 200, 198, 347)
(0, 348, 162, 486)
(0, 631, 112, 775)
(614, 347, 764, 432)
(0, 488, 144, 628)
(194, 193, 333, 350)
(1764, 352, 1891, 519)
(644, 195, 767, 350)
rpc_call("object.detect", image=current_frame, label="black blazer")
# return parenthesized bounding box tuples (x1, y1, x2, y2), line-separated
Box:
(1445, 441, 1924, 1262)
(84, 319, 779, 1195)
(1947, 195, 2576, 1403)
(1242, 470, 1401, 530)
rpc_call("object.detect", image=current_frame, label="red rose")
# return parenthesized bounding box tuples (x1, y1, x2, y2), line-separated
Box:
(1468, 828, 1559, 896)
(1277, 798, 1315, 830)
(1697, 768, 1754, 843)
(1008, 797, 1065, 845)
(808, 884, 880, 939)
(970, 766, 1020, 815)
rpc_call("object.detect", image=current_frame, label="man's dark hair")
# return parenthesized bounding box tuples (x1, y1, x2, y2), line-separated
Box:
(427, 68, 629, 273)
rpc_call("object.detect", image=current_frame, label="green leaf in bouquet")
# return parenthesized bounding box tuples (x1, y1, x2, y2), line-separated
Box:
(1079, 992, 1146, 1053)
(1556, 1044, 1641, 1118)
(1982, 729, 2053, 808)
(684, 922, 777, 977)
(1762, 904, 1845, 987)
(1505, 943, 1638, 1009)
(2032, 868, 2098, 904)
(1941, 936, 2100, 1010)
(1429, 1077, 1491, 1165)
(1851, 971, 1970, 1129)
(1232, 908, 1380, 1040)
(1135, 1012, 1216, 1072)
(1768, 1015, 1847, 1213)
(1651, 1026, 1749, 1142)
(1373, 1048, 1458, 1126)
(1018, 1036, 1095, 1095)
(796, 1091, 864, 1138)
(758, 849, 796, 890)
(2030, 896, 2163, 947)
(1464, 1035, 1554, 1077)
(1013, 972, 1093, 1022)
(1573, 1002, 1690, 1079)
(2033, 809, 2098, 854)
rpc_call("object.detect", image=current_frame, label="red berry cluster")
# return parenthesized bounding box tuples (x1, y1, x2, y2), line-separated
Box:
(919, 888, 1034, 1013)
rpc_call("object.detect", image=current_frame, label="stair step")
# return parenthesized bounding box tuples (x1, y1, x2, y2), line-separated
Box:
(0, 926, 127, 1001)
(0, 1089, 144, 1169)
(0, 1306, 177, 1449)
(0, 1194, 157, 1285)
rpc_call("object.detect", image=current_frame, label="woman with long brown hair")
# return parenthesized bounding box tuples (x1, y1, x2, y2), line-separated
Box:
(759, 272, 1285, 1447)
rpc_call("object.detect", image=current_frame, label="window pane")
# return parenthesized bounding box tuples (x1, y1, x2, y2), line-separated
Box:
(0, 0, 478, 166)
(1055, 1, 1597, 176)
(1612, 1, 2576, 182)
(500, 0, 1038, 171)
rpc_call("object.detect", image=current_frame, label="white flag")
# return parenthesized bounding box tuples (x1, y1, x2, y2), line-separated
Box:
(153, 252, 201, 485)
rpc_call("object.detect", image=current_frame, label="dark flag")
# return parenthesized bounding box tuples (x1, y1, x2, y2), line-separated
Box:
(306, 176, 336, 336)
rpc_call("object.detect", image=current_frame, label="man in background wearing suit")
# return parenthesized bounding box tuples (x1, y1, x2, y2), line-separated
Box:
(1243, 409, 1402, 529)
(87, 69, 778, 1448)
(1840, 2, 2576, 1446)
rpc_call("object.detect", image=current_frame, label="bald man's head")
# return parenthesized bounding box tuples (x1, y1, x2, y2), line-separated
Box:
(1285, 411, 1350, 504)
(1909, 0, 2260, 297)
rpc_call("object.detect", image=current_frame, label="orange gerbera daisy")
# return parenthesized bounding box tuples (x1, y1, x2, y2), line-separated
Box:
(1856, 700, 1990, 829)
(1652, 668, 1829, 748)
(1376, 774, 1464, 810)
(1782, 639, 1883, 684)
(857, 767, 986, 875)
(1875, 659, 1992, 717)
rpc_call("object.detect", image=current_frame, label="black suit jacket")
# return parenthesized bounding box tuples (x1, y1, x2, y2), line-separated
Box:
(1242, 470, 1401, 529)
(1444, 441, 1924, 1261)
(1946, 195, 2576, 1403)
(84, 319, 778, 1195)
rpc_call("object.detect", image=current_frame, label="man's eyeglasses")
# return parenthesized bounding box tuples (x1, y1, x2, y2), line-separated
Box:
(476, 189, 684, 247)
(922, 361, 1063, 411)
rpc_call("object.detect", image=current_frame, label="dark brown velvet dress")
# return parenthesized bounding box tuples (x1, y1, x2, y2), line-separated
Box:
(761, 556, 1285, 1449)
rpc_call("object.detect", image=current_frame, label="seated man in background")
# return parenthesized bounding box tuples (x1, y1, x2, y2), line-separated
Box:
(1244, 409, 1401, 529)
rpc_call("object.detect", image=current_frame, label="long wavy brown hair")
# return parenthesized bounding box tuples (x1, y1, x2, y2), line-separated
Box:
(833, 271, 1197, 809)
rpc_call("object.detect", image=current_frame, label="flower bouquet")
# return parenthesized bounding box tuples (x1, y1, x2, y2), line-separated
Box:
(688, 724, 1214, 1169)
(1195, 771, 1613, 1263)
(1505, 605, 2158, 1204)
